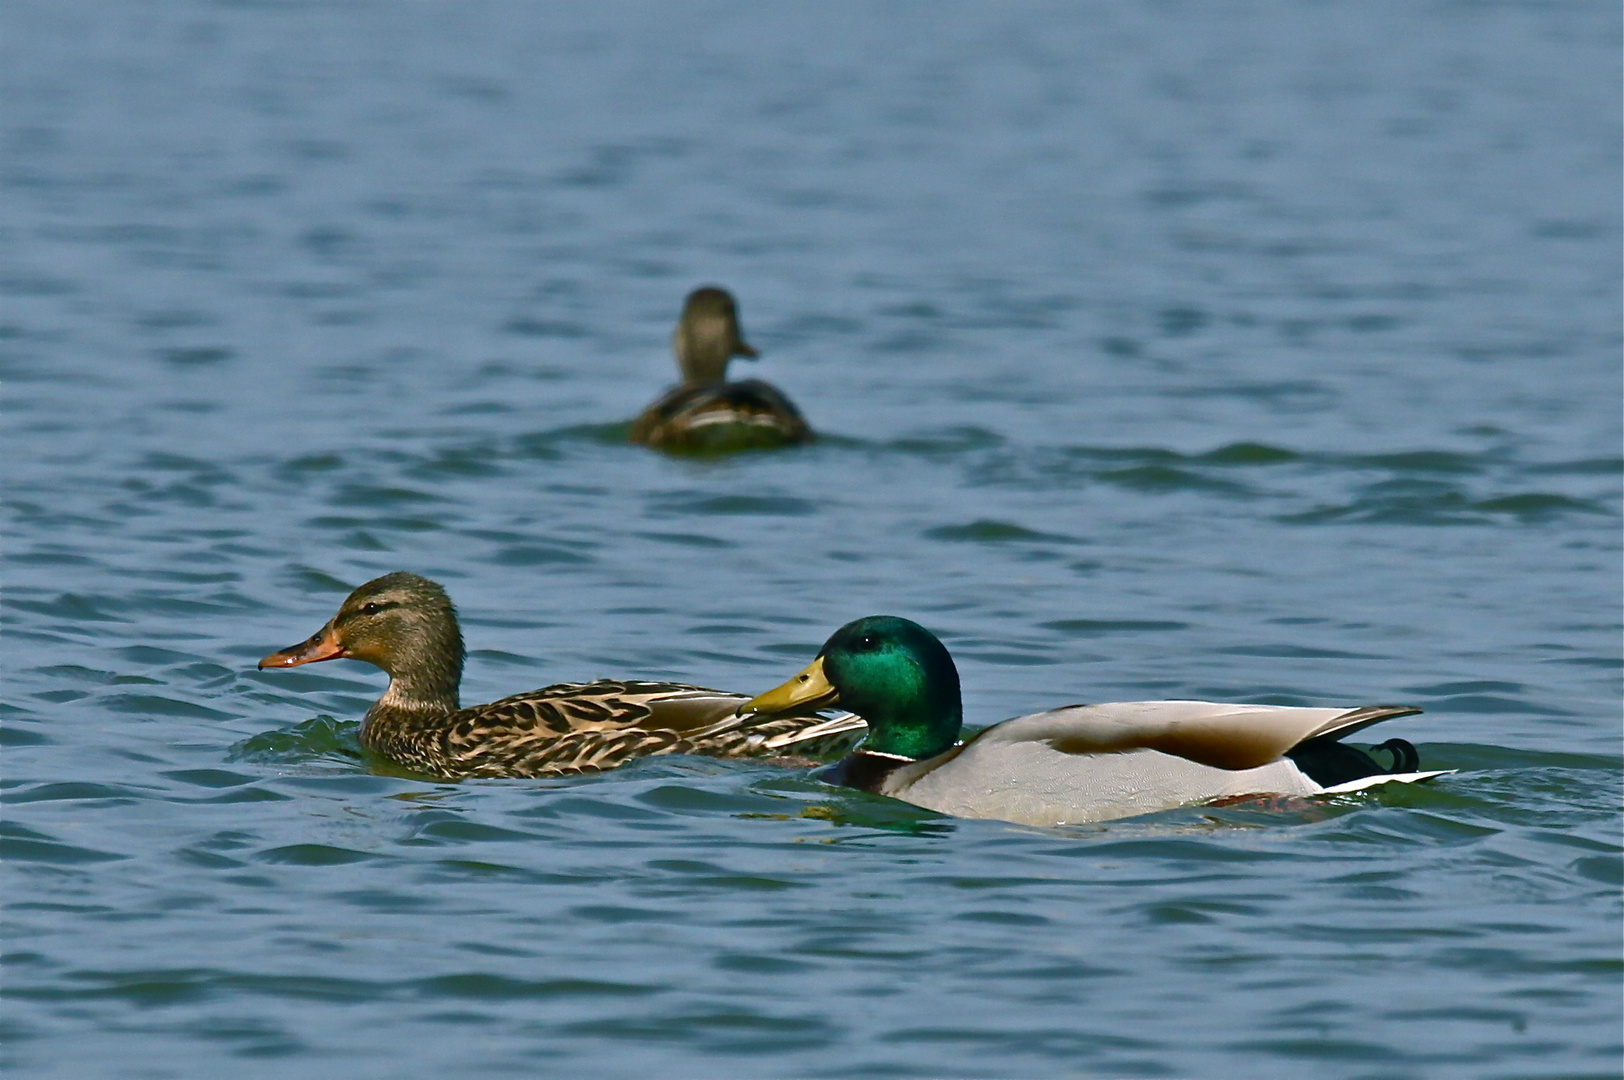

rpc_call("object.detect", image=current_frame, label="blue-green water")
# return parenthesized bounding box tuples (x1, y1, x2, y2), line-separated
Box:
(3, 3, 1620, 1077)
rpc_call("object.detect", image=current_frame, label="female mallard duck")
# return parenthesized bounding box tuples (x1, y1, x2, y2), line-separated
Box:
(257, 572, 862, 778)
(629, 286, 813, 453)
(742, 615, 1447, 827)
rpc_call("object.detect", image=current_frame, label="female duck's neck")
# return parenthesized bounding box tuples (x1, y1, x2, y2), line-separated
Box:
(361, 679, 458, 759)
(372, 673, 458, 720)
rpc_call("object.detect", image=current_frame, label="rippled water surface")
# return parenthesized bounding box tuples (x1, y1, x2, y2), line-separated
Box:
(4, 3, 1621, 1077)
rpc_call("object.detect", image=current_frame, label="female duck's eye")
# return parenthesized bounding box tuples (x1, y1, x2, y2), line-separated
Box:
(359, 602, 381, 616)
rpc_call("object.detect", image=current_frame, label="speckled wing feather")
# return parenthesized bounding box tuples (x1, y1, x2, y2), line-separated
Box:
(436, 680, 862, 777)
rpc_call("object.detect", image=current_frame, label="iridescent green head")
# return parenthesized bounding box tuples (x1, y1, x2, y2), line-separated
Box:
(744, 615, 963, 761)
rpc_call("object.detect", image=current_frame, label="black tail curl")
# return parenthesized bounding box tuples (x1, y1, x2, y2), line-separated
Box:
(1368, 738, 1419, 774)
(1285, 734, 1423, 786)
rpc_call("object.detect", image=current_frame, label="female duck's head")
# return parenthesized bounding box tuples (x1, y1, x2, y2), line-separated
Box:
(673, 285, 757, 384)
(258, 571, 465, 712)
(744, 615, 962, 761)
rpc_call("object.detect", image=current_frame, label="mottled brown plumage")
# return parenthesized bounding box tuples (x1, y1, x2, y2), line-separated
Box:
(629, 286, 813, 453)
(258, 572, 862, 778)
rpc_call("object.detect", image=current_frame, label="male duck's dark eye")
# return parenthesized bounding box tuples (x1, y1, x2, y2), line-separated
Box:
(855, 635, 878, 651)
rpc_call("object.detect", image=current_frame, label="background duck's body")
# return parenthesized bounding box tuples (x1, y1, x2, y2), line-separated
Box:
(630, 286, 813, 453)
(746, 616, 1447, 828)
(630, 379, 811, 453)
(260, 573, 862, 779)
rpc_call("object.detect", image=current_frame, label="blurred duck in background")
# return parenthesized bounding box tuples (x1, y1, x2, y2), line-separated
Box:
(258, 572, 862, 778)
(630, 286, 813, 453)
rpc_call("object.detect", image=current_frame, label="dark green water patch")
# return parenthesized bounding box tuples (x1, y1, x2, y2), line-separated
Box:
(1475, 493, 1612, 521)
(1097, 465, 1252, 495)
(417, 974, 655, 1000)
(924, 519, 1075, 543)
(952, 648, 1058, 666)
(570, 904, 669, 924)
(0, 721, 51, 747)
(157, 347, 234, 367)
(884, 425, 1006, 454)
(275, 453, 345, 478)
(329, 484, 450, 508)
(1404, 680, 1523, 696)
(1526, 456, 1624, 476)
(635, 531, 735, 548)
(560, 1009, 834, 1051)
(713, 953, 816, 974)
(31, 664, 152, 685)
(0, 833, 126, 865)
(1414, 743, 1619, 774)
(502, 317, 589, 338)
(245, 667, 374, 694)
(1198, 441, 1302, 465)
(789, 803, 959, 838)
(161, 769, 257, 789)
(489, 544, 593, 566)
(278, 565, 354, 594)
(226, 716, 363, 766)
(406, 818, 539, 844)
(511, 423, 634, 459)
(1171, 380, 1335, 406)
(1216, 644, 1385, 660)
(4, 782, 140, 804)
(1354, 450, 1486, 474)
(1040, 619, 1190, 636)
(194, 787, 293, 805)
(102, 694, 234, 720)
(648, 493, 817, 517)
(9, 594, 130, 623)
(466, 648, 540, 668)
(1226, 1036, 1402, 1063)
(515, 795, 666, 822)
(405, 445, 504, 479)
(1056, 445, 1182, 464)
(635, 784, 792, 815)
(255, 843, 376, 866)
(1283, 482, 1613, 526)
(1415, 694, 1571, 716)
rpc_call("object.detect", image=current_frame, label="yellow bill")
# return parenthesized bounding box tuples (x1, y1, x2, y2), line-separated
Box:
(740, 655, 840, 717)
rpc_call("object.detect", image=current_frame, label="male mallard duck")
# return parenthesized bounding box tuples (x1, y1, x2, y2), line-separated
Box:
(742, 615, 1447, 827)
(629, 286, 813, 453)
(257, 572, 862, 778)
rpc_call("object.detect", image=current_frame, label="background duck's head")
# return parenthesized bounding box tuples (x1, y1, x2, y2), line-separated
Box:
(258, 571, 465, 711)
(745, 615, 962, 761)
(673, 285, 757, 384)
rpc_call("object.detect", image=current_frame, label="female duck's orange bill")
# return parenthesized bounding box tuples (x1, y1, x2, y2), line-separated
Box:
(258, 625, 345, 669)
